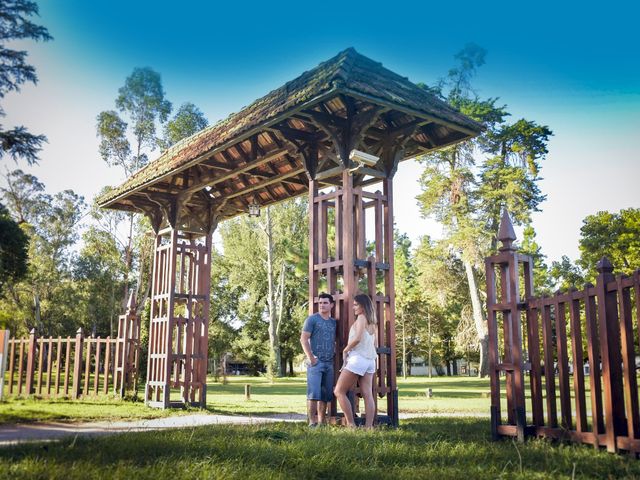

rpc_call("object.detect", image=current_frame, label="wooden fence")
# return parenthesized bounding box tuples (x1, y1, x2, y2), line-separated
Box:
(486, 210, 640, 454)
(2, 297, 140, 399)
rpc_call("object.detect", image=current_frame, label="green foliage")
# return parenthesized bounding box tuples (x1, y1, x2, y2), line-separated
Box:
(74, 226, 124, 336)
(0, 0, 52, 165)
(97, 67, 171, 175)
(96, 110, 131, 172)
(0, 171, 88, 335)
(578, 208, 640, 279)
(394, 232, 426, 375)
(518, 225, 552, 294)
(549, 256, 585, 291)
(160, 102, 209, 149)
(0, 202, 28, 291)
(216, 198, 309, 374)
(115, 67, 172, 154)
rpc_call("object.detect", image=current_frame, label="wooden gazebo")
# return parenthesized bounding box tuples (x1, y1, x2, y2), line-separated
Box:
(99, 48, 482, 420)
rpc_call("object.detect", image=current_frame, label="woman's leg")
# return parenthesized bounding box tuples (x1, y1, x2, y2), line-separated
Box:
(334, 369, 359, 426)
(359, 372, 376, 428)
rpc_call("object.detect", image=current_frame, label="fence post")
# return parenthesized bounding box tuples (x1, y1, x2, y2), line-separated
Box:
(0, 330, 9, 400)
(25, 328, 37, 395)
(485, 210, 531, 442)
(72, 328, 84, 399)
(595, 257, 625, 453)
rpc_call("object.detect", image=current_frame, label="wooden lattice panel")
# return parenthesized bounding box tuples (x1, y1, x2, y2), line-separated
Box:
(145, 229, 211, 408)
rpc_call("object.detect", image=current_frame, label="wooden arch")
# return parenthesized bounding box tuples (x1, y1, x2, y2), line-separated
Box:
(99, 48, 482, 415)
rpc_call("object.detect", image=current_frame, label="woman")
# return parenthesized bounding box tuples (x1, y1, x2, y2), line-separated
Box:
(334, 293, 378, 428)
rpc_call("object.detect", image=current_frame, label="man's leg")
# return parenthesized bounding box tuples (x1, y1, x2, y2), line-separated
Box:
(306, 363, 321, 425)
(318, 361, 334, 424)
(317, 401, 327, 424)
(307, 399, 318, 425)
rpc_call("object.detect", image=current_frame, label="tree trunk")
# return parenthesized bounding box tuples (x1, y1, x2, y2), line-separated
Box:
(122, 211, 134, 309)
(427, 311, 433, 378)
(478, 334, 490, 377)
(463, 259, 489, 377)
(401, 316, 407, 379)
(265, 207, 282, 377)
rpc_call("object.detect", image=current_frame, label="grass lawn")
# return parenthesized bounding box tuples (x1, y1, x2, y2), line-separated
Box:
(0, 375, 491, 424)
(1, 417, 638, 479)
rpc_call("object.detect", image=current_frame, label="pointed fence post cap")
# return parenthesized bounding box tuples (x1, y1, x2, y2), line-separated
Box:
(596, 256, 614, 273)
(498, 209, 517, 251)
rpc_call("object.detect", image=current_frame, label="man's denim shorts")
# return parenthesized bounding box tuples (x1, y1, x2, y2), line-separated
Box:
(306, 360, 334, 402)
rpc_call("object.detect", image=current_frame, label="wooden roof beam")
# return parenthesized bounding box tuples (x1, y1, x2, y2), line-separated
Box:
(179, 147, 289, 196)
(225, 166, 306, 200)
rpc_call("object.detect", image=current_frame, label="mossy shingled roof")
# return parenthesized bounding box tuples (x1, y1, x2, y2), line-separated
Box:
(98, 48, 481, 207)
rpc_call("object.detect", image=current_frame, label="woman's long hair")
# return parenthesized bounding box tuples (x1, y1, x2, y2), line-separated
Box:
(354, 293, 377, 326)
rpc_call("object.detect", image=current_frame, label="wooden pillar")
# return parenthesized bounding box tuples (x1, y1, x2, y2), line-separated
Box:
(307, 168, 399, 425)
(382, 178, 399, 426)
(596, 257, 625, 452)
(145, 227, 212, 408)
(485, 210, 531, 442)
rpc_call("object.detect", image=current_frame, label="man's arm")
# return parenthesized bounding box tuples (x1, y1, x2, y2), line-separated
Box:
(300, 331, 317, 365)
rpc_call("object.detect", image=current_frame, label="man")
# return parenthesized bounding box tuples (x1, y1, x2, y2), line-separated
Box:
(300, 292, 336, 426)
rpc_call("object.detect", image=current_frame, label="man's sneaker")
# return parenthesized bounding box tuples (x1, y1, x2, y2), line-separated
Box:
(308, 423, 318, 428)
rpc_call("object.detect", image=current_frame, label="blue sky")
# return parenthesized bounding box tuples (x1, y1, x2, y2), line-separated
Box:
(3, 0, 639, 263)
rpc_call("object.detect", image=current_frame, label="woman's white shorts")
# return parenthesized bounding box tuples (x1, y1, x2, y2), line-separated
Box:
(344, 352, 376, 376)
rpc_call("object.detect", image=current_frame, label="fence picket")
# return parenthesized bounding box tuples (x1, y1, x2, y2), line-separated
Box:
(36, 337, 44, 394)
(84, 338, 92, 396)
(554, 300, 572, 430)
(55, 337, 62, 395)
(94, 339, 101, 395)
(17, 339, 25, 394)
(618, 276, 640, 442)
(541, 303, 557, 428)
(64, 336, 71, 395)
(46, 337, 53, 395)
(568, 293, 588, 433)
(8, 340, 15, 394)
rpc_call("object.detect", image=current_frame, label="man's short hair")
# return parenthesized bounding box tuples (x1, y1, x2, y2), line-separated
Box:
(318, 292, 334, 304)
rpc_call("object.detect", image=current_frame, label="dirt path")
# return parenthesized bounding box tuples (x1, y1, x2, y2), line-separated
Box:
(0, 412, 488, 446)
(0, 413, 306, 446)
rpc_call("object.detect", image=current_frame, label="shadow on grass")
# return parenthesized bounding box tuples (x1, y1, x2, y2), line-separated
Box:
(1, 417, 639, 479)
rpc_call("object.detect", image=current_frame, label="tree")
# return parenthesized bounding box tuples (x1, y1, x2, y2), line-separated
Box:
(518, 224, 552, 294)
(160, 102, 209, 150)
(414, 235, 467, 376)
(74, 226, 125, 336)
(96, 67, 172, 307)
(0, 202, 28, 292)
(218, 198, 308, 377)
(549, 256, 585, 291)
(0, 0, 52, 165)
(417, 44, 552, 376)
(578, 208, 640, 279)
(0, 170, 85, 335)
(394, 232, 424, 377)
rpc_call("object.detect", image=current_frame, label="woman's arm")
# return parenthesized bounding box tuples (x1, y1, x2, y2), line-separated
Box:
(343, 316, 366, 354)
